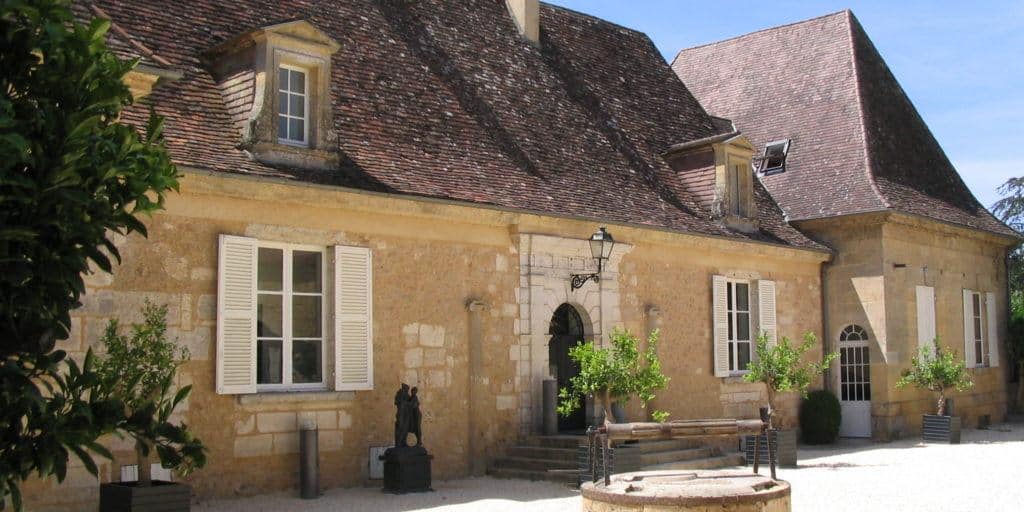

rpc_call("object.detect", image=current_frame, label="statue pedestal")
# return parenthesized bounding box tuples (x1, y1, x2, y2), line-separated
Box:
(381, 446, 433, 494)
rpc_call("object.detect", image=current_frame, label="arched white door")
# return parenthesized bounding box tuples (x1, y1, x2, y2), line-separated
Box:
(837, 325, 872, 438)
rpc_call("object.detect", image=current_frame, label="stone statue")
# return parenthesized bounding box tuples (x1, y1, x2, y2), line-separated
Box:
(408, 386, 422, 446)
(383, 383, 432, 493)
(394, 383, 411, 447)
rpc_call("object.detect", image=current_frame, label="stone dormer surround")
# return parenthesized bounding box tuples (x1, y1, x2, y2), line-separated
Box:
(203, 21, 341, 170)
(663, 133, 758, 233)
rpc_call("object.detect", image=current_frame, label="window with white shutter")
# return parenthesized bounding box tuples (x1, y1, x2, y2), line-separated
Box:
(915, 286, 936, 357)
(712, 275, 730, 377)
(986, 292, 1000, 368)
(757, 280, 777, 348)
(334, 245, 373, 391)
(963, 289, 988, 368)
(216, 235, 258, 395)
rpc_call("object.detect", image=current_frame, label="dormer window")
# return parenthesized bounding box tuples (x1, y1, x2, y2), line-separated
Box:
(278, 65, 309, 146)
(204, 20, 341, 170)
(759, 139, 790, 174)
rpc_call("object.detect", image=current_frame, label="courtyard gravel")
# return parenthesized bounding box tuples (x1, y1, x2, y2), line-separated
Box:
(195, 421, 1024, 511)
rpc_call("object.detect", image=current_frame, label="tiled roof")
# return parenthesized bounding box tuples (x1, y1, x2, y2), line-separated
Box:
(672, 10, 1018, 239)
(75, 0, 822, 250)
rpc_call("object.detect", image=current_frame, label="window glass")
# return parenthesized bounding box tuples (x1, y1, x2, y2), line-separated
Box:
(258, 248, 283, 291)
(736, 283, 749, 311)
(278, 67, 308, 144)
(257, 340, 283, 385)
(257, 294, 283, 338)
(293, 251, 322, 293)
(737, 342, 750, 371)
(293, 296, 322, 338)
(293, 340, 322, 384)
(256, 245, 324, 389)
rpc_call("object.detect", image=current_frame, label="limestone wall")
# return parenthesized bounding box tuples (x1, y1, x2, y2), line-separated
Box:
(878, 216, 1011, 437)
(798, 212, 1013, 440)
(21, 171, 827, 510)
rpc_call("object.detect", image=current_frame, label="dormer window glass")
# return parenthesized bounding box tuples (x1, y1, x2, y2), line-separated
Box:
(278, 65, 308, 146)
(759, 139, 790, 174)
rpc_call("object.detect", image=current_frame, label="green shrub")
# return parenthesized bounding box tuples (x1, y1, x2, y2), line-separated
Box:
(799, 390, 841, 444)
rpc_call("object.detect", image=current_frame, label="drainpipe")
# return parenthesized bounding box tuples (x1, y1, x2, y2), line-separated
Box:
(820, 259, 833, 392)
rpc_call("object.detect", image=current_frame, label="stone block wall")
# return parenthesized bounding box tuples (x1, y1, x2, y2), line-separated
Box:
(22, 172, 831, 510)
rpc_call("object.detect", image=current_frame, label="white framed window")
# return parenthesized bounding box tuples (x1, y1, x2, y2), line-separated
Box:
(970, 292, 985, 366)
(758, 139, 790, 175)
(277, 65, 309, 146)
(726, 280, 752, 373)
(256, 242, 325, 391)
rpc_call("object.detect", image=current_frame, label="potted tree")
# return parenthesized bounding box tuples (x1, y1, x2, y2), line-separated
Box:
(743, 332, 836, 467)
(896, 340, 973, 443)
(556, 328, 669, 427)
(95, 301, 206, 511)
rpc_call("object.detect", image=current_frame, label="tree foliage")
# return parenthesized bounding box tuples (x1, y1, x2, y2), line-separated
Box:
(94, 302, 205, 485)
(1, 0, 181, 507)
(744, 332, 836, 424)
(556, 328, 668, 425)
(895, 340, 973, 416)
(992, 178, 1024, 311)
(1009, 297, 1024, 412)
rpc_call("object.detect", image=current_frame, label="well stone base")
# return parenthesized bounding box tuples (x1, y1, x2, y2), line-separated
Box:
(581, 470, 790, 512)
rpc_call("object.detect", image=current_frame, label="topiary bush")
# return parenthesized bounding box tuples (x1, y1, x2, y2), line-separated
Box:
(799, 389, 842, 444)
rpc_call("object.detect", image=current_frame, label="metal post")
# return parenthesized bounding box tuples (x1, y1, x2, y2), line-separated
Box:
(542, 379, 558, 436)
(299, 425, 319, 499)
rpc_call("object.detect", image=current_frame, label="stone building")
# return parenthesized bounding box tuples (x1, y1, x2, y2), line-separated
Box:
(22, 1, 1014, 509)
(672, 10, 1020, 440)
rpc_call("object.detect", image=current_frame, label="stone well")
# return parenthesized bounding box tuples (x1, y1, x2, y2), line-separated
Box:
(580, 470, 790, 512)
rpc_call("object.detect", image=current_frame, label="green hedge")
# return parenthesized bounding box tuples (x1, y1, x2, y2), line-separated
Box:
(799, 389, 842, 444)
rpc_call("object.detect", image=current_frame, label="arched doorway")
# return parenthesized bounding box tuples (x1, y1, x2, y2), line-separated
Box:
(549, 303, 586, 432)
(837, 324, 872, 438)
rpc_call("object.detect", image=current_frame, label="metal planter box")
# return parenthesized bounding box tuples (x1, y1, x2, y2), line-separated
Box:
(743, 429, 797, 467)
(922, 414, 961, 444)
(99, 481, 190, 512)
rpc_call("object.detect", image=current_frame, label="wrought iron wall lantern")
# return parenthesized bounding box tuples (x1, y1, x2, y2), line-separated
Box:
(571, 227, 615, 291)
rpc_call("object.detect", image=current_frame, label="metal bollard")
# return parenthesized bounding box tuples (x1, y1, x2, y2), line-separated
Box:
(299, 424, 319, 499)
(542, 379, 558, 435)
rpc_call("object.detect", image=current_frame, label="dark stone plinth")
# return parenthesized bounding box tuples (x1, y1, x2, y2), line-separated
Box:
(381, 446, 433, 493)
(99, 481, 191, 512)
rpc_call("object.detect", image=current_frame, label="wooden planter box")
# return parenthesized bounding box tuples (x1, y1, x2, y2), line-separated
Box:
(99, 481, 190, 512)
(922, 414, 961, 444)
(743, 429, 797, 467)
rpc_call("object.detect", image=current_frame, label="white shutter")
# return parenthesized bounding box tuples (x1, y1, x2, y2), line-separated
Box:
(986, 292, 1000, 368)
(963, 289, 976, 368)
(712, 275, 729, 377)
(915, 286, 936, 357)
(757, 280, 777, 347)
(335, 246, 373, 391)
(216, 235, 258, 395)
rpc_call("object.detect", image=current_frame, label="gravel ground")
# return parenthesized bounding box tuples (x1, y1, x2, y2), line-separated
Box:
(196, 421, 1024, 512)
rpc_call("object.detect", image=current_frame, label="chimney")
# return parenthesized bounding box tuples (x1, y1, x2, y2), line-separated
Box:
(506, 0, 539, 45)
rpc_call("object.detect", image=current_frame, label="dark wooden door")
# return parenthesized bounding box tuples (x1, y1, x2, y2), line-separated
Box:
(549, 304, 586, 432)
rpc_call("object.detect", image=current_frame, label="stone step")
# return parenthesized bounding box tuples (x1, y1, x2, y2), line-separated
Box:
(490, 456, 578, 471)
(487, 467, 579, 486)
(521, 435, 585, 449)
(505, 445, 579, 460)
(643, 452, 746, 471)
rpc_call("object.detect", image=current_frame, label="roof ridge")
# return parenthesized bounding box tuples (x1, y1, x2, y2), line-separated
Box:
(672, 9, 851, 62)
(89, 2, 172, 68)
(845, 10, 891, 211)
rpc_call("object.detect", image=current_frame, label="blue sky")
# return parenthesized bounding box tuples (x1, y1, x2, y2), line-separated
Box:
(547, 0, 1024, 210)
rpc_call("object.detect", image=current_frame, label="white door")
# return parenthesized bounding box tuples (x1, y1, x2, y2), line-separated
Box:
(838, 325, 872, 438)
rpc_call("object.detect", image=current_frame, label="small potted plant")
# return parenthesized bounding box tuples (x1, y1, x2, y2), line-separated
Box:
(95, 301, 206, 511)
(556, 328, 669, 427)
(896, 339, 973, 443)
(743, 332, 836, 466)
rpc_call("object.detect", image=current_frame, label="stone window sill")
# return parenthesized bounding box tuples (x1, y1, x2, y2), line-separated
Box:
(722, 375, 751, 384)
(246, 141, 339, 171)
(238, 390, 355, 406)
